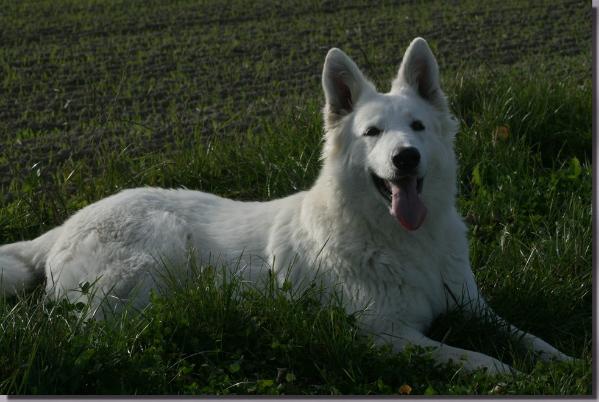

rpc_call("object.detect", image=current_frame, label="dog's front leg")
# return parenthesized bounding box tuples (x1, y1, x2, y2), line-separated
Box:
(382, 327, 518, 375)
(484, 309, 575, 363)
(449, 278, 576, 363)
(461, 295, 576, 363)
(510, 326, 575, 363)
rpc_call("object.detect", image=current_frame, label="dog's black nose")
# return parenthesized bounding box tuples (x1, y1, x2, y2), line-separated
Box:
(392, 147, 420, 171)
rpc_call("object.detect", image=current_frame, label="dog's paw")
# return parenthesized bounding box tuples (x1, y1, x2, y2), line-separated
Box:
(537, 350, 577, 363)
(560, 355, 584, 365)
(476, 360, 522, 377)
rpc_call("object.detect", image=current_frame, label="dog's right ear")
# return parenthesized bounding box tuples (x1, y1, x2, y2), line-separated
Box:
(322, 48, 374, 126)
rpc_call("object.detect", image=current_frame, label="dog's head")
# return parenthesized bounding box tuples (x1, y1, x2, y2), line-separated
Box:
(321, 38, 459, 231)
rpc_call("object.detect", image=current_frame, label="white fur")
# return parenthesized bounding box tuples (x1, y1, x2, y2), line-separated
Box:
(0, 38, 573, 374)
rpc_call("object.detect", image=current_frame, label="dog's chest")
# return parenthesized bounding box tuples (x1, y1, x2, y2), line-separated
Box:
(337, 237, 460, 331)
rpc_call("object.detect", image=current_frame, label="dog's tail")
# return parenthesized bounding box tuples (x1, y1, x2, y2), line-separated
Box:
(0, 227, 61, 296)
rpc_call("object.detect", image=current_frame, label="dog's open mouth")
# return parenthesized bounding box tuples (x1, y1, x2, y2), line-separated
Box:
(372, 173, 427, 231)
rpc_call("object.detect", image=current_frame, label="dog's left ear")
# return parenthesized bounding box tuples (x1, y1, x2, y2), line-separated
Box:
(391, 38, 447, 111)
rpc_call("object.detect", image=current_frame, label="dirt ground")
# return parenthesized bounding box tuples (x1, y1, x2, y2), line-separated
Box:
(0, 0, 591, 193)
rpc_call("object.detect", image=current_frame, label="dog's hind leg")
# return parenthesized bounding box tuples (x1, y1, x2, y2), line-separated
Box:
(0, 227, 60, 295)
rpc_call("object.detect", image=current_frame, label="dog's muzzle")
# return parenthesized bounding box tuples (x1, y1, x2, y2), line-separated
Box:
(371, 170, 427, 231)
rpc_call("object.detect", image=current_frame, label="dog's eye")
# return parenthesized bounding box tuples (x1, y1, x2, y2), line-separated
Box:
(410, 120, 425, 131)
(364, 127, 382, 137)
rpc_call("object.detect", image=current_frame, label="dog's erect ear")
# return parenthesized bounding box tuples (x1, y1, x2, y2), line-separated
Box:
(322, 48, 374, 126)
(392, 38, 447, 110)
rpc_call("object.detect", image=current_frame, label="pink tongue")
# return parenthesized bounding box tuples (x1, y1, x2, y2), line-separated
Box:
(389, 177, 427, 231)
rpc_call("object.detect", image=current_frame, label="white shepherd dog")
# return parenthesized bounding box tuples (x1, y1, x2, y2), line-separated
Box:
(0, 38, 574, 374)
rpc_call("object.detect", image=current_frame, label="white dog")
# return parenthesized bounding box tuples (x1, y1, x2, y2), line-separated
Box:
(0, 38, 573, 374)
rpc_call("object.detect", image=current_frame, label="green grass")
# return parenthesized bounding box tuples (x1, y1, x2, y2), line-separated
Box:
(0, 0, 592, 396)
